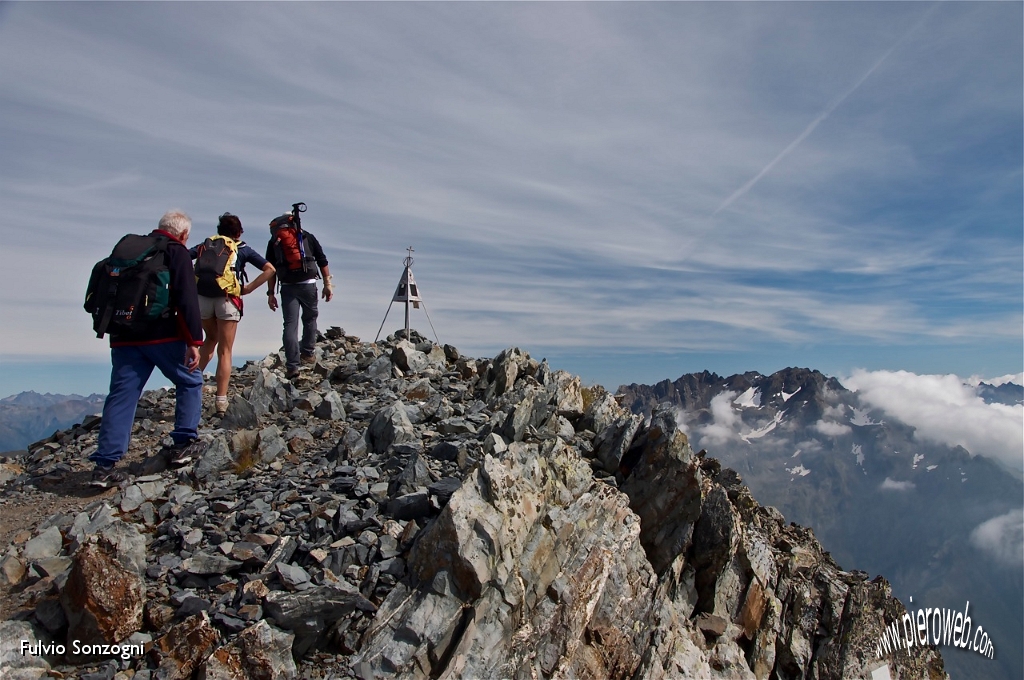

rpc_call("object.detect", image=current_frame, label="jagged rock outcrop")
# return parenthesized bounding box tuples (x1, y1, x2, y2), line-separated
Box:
(619, 367, 1023, 680)
(0, 331, 946, 680)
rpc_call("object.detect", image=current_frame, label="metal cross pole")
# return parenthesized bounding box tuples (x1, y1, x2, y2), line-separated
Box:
(375, 246, 438, 344)
(403, 247, 414, 340)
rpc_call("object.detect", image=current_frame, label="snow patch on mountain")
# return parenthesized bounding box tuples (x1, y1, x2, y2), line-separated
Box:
(741, 411, 783, 442)
(733, 387, 761, 408)
(850, 408, 880, 427)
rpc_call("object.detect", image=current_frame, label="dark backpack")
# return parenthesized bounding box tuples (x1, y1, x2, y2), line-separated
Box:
(193, 235, 242, 297)
(84, 234, 171, 339)
(270, 215, 318, 283)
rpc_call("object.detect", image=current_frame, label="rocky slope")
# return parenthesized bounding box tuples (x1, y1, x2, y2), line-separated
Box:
(0, 333, 946, 679)
(619, 368, 1022, 680)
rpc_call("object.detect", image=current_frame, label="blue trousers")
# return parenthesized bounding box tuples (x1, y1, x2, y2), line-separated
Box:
(280, 283, 319, 371)
(91, 342, 203, 468)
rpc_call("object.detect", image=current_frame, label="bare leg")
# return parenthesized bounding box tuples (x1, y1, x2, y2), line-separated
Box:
(199, 317, 219, 372)
(215, 318, 238, 397)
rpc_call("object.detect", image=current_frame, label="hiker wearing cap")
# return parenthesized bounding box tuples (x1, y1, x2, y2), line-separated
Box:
(83, 210, 208, 488)
(190, 213, 276, 415)
(265, 207, 333, 379)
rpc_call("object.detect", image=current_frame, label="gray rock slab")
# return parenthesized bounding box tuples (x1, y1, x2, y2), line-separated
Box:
(220, 395, 259, 430)
(22, 526, 63, 561)
(194, 436, 234, 482)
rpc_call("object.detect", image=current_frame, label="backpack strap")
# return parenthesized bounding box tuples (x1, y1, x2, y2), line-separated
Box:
(95, 279, 117, 338)
(235, 241, 250, 285)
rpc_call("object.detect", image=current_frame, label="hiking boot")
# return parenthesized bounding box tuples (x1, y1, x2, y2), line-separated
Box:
(90, 465, 128, 489)
(215, 398, 229, 416)
(285, 367, 300, 380)
(165, 438, 209, 468)
(300, 354, 316, 365)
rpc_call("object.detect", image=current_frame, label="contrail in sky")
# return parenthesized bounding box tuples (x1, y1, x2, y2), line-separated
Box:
(713, 4, 940, 217)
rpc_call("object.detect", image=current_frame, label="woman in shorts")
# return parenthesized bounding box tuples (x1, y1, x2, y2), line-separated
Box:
(191, 213, 276, 415)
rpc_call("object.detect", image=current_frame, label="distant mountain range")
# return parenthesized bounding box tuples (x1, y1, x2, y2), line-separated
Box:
(977, 380, 1024, 407)
(618, 368, 1023, 680)
(0, 391, 105, 453)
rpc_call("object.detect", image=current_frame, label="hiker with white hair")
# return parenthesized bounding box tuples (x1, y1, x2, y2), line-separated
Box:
(84, 209, 208, 487)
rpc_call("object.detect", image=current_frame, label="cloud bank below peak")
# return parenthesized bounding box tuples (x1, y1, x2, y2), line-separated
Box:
(844, 369, 1024, 472)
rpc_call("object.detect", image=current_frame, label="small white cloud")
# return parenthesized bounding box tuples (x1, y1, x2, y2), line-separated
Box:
(822, 404, 846, 419)
(697, 391, 742, 445)
(880, 477, 915, 491)
(844, 369, 1024, 471)
(674, 408, 691, 437)
(970, 510, 1024, 567)
(814, 420, 852, 437)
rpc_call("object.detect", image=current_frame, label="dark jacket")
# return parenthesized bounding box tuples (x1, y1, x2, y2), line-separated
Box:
(110, 229, 203, 347)
(265, 231, 328, 285)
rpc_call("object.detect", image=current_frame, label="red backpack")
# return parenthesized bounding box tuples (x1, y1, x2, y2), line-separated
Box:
(270, 204, 319, 284)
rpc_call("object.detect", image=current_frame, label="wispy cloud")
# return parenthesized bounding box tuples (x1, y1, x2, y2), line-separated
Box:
(880, 477, 916, 492)
(0, 3, 1019, 395)
(713, 4, 940, 216)
(970, 510, 1024, 568)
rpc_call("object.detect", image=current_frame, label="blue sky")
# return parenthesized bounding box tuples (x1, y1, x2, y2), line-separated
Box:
(1, 2, 1021, 398)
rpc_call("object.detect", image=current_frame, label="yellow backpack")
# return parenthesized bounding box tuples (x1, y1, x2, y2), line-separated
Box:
(194, 235, 242, 297)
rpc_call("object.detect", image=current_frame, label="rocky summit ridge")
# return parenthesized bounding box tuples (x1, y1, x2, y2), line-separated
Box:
(0, 331, 946, 680)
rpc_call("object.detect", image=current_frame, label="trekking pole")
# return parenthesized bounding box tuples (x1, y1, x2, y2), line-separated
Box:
(291, 202, 306, 229)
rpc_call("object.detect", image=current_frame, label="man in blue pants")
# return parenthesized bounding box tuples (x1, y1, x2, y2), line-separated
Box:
(90, 210, 208, 488)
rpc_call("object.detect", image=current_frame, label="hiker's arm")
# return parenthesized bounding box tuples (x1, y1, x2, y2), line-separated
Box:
(267, 273, 279, 311)
(168, 244, 203, 347)
(321, 264, 333, 302)
(243, 262, 276, 296)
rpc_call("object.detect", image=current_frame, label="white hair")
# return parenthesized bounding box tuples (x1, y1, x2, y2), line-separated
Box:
(158, 210, 192, 239)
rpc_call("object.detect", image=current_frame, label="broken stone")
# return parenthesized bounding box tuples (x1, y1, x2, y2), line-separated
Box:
(0, 554, 27, 586)
(219, 395, 259, 430)
(22, 526, 63, 561)
(386, 491, 431, 521)
(367, 401, 418, 454)
(150, 611, 220, 680)
(314, 391, 346, 421)
(199, 620, 296, 680)
(60, 540, 145, 649)
(263, 582, 376, 657)
(182, 552, 242, 576)
(194, 436, 234, 482)
(0, 621, 51, 676)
